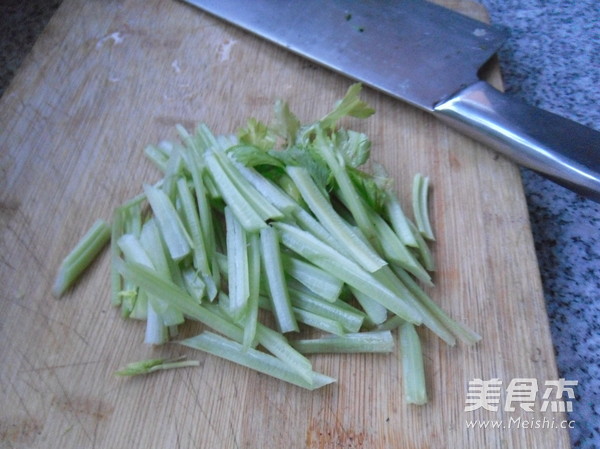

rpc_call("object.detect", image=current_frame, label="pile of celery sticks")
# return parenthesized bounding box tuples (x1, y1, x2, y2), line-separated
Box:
(53, 84, 479, 405)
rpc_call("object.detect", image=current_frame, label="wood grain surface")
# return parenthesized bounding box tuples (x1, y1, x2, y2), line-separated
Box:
(0, 0, 571, 447)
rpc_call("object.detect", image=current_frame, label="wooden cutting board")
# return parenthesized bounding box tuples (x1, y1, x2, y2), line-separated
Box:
(0, 0, 572, 447)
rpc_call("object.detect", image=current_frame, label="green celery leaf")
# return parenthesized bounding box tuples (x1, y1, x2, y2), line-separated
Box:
(237, 118, 276, 151)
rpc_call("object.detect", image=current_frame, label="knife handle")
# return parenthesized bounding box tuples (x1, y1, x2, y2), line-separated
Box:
(433, 80, 600, 202)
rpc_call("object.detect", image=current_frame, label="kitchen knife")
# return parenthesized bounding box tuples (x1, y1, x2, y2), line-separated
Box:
(180, 0, 600, 202)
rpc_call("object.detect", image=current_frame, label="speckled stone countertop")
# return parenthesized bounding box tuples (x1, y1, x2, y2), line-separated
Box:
(2, 0, 598, 447)
(475, 1, 600, 447)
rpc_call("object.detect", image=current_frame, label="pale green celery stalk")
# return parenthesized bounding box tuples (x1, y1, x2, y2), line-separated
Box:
(369, 211, 432, 285)
(372, 161, 418, 248)
(117, 234, 169, 344)
(144, 140, 175, 173)
(234, 162, 299, 215)
(118, 233, 154, 267)
(286, 165, 386, 273)
(116, 259, 245, 343)
(274, 222, 422, 325)
(385, 192, 418, 247)
(145, 301, 169, 345)
(260, 226, 299, 333)
(148, 295, 185, 327)
(315, 130, 377, 248)
(144, 144, 169, 173)
(256, 324, 313, 384)
(399, 322, 428, 405)
(291, 331, 395, 354)
(182, 266, 206, 303)
(287, 286, 364, 333)
(111, 208, 126, 306)
(140, 219, 173, 278)
(52, 219, 112, 297)
(212, 149, 283, 221)
(225, 207, 250, 319)
(128, 289, 148, 320)
(409, 222, 435, 272)
(374, 266, 455, 346)
(179, 331, 335, 390)
(293, 308, 346, 336)
(243, 233, 261, 348)
(349, 287, 388, 326)
(204, 151, 267, 233)
(376, 315, 406, 331)
(176, 178, 210, 278)
(183, 146, 219, 300)
(161, 145, 185, 200)
(292, 208, 349, 257)
(192, 123, 219, 152)
(258, 295, 346, 336)
(412, 174, 435, 241)
(176, 124, 199, 153)
(115, 356, 200, 377)
(281, 253, 343, 303)
(144, 184, 192, 261)
(120, 205, 144, 317)
(393, 266, 481, 345)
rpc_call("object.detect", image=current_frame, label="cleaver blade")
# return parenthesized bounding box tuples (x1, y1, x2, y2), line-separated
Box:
(181, 0, 600, 202)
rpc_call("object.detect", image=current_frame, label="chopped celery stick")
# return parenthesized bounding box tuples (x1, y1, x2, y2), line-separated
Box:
(412, 174, 435, 241)
(116, 259, 244, 343)
(291, 331, 395, 354)
(286, 166, 387, 273)
(182, 266, 206, 303)
(149, 294, 185, 326)
(256, 324, 313, 384)
(258, 295, 346, 336)
(287, 287, 364, 333)
(281, 253, 343, 303)
(176, 178, 210, 276)
(260, 226, 299, 333)
(117, 233, 172, 344)
(371, 161, 418, 248)
(161, 146, 184, 200)
(409, 222, 435, 272)
(144, 144, 169, 173)
(179, 332, 335, 390)
(349, 287, 388, 326)
(243, 233, 261, 348)
(399, 322, 428, 405)
(139, 219, 171, 277)
(374, 266, 455, 346)
(393, 266, 481, 345)
(235, 162, 299, 214)
(370, 211, 432, 285)
(225, 207, 250, 319)
(111, 209, 126, 306)
(118, 234, 154, 267)
(115, 356, 199, 377)
(315, 129, 376, 246)
(53, 219, 111, 297)
(204, 151, 267, 232)
(144, 184, 192, 261)
(385, 193, 418, 247)
(145, 303, 169, 345)
(377, 315, 406, 331)
(274, 222, 422, 325)
(183, 148, 219, 300)
(212, 149, 284, 221)
(292, 208, 347, 256)
(294, 308, 346, 336)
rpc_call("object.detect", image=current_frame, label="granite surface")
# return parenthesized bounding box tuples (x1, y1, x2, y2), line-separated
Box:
(1, 0, 598, 447)
(475, 1, 600, 447)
